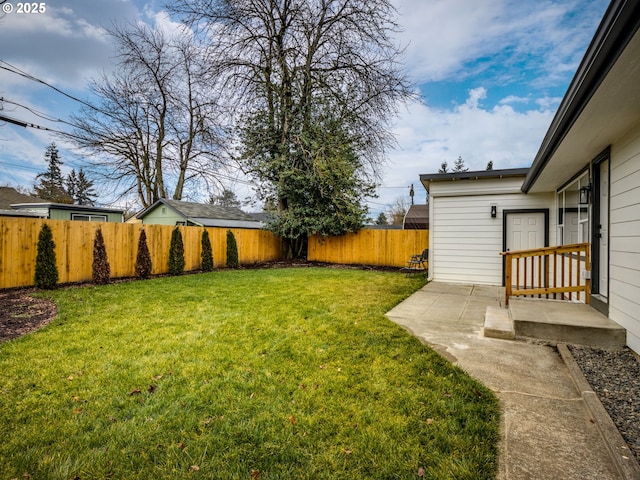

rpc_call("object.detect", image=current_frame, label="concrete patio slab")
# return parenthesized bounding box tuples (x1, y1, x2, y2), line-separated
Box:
(386, 281, 627, 480)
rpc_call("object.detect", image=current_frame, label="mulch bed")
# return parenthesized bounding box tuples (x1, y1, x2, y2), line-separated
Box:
(0, 289, 57, 343)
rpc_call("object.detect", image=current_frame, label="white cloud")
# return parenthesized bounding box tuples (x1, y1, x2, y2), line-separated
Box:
(140, 7, 192, 39)
(464, 87, 487, 109)
(500, 95, 530, 105)
(394, 0, 507, 82)
(370, 88, 555, 211)
(394, 0, 608, 85)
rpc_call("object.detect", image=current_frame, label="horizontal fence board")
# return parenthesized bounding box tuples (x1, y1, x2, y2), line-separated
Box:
(0, 218, 283, 289)
(308, 230, 429, 268)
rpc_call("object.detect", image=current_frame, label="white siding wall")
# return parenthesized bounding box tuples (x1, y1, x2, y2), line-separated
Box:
(609, 122, 640, 353)
(429, 178, 555, 285)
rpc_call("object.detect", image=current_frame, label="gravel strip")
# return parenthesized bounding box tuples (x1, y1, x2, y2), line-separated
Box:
(568, 345, 640, 464)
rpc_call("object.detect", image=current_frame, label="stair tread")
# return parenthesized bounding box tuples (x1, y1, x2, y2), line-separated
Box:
(484, 306, 515, 340)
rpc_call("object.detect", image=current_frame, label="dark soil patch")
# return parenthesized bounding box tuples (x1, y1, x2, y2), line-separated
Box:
(0, 290, 57, 343)
(242, 259, 401, 272)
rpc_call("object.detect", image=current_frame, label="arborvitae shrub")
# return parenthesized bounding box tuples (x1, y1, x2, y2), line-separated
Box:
(201, 229, 214, 272)
(92, 227, 110, 284)
(226, 230, 239, 269)
(135, 229, 153, 279)
(168, 227, 185, 275)
(34, 223, 58, 289)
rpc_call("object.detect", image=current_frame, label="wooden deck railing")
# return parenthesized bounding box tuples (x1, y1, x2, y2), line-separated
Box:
(501, 243, 591, 305)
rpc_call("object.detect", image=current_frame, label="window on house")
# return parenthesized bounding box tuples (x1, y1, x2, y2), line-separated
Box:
(71, 214, 108, 222)
(557, 170, 590, 245)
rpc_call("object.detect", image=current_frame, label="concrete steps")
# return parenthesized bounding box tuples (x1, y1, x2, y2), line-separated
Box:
(483, 306, 515, 340)
(484, 298, 626, 347)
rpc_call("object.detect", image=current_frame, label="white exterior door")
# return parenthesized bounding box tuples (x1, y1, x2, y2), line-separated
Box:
(506, 212, 546, 251)
(505, 211, 547, 288)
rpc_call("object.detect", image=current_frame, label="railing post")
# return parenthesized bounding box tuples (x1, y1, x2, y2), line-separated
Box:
(585, 244, 591, 304)
(505, 252, 512, 306)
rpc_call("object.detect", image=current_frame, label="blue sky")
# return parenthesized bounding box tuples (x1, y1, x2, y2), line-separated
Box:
(0, 0, 609, 214)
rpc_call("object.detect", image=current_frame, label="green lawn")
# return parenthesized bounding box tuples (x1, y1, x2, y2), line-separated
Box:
(0, 268, 499, 479)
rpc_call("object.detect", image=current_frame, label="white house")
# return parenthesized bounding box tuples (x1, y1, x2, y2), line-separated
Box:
(422, 168, 555, 286)
(421, 0, 640, 353)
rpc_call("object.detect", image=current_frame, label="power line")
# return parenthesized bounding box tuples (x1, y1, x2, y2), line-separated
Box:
(0, 160, 43, 172)
(0, 60, 99, 112)
(0, 97, 76, 126)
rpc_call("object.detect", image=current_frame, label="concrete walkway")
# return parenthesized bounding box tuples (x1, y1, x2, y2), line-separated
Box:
(386, 281, 626, 480)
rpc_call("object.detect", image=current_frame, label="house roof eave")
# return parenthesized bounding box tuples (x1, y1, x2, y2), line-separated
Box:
(420, 168, 529, 192)
(522, 0, 640, 193)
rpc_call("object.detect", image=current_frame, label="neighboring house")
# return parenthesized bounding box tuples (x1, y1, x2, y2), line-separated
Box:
(0, 186, 44, 209)
(136, 198, 264, 229)
(403, 204, 429, 230)
(421, 0, 640, 353)
(0, 187, 45, 218)
(0, 187, 124, 221)
(10, 202, 124, 222)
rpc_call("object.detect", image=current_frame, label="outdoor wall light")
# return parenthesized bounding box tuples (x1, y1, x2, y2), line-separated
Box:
(490, 204, 497, 218)
(579, 184, 591, 205)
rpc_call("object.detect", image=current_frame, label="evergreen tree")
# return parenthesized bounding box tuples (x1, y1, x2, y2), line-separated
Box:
(135, 229, 153, 279)
(201, 229, 214, 272)
(486, 161, 494, 170)
(34, 143, 72, 203)
(452, 155, 469, 173)
(254, 113, 372, 257)
(66, 169, 78, 203)
(226, 230, 239, 269)
(66, 168, 96, 205)
(168, 227, 185, 275)
(92, 227, 111, 284)
(34, 224, 58, 289)
(375, 212, 388, 225)
(209, 189, 241, 208)
(75, 169, 96, 205)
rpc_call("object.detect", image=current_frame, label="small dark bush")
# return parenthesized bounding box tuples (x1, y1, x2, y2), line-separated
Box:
(135, 229, 153, 279)
(92, 227, 111, 284)
(168, 227, 185, 275)
(34, 223, 58, 289)
(201, 229, 214, 272)
(226, 230, 239, 268)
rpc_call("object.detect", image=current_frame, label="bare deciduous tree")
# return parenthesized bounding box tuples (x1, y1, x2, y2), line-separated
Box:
(68, 23, 224, 207)
(388, 196, 409, 225)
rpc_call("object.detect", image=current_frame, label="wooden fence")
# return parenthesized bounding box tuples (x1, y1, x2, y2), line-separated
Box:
(308, 229, 429, 268)
(0, 217, 282, 289)
(0, 217, 430, 289)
